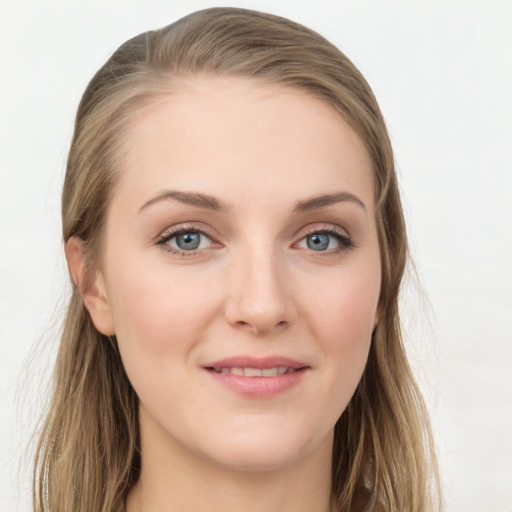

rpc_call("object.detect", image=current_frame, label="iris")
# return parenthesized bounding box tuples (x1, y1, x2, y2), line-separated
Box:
(176, 232, 201, 250)
(307, 233, 330, 251)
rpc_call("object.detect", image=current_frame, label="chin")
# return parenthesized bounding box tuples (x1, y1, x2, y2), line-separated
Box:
(197, 425, 329, 472)
(207, 446, 303, 472)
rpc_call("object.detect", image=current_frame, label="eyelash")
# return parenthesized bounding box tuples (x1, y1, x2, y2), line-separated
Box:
(156, 224, 354, 257)
(299, 226, 355, 255)
(156, 225, 216, 256)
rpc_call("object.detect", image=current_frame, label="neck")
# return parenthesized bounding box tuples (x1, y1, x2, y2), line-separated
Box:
(126, 410, 334, 512)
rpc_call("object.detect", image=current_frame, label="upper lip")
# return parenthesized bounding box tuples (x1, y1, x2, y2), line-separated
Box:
(202, 356, 309, 370)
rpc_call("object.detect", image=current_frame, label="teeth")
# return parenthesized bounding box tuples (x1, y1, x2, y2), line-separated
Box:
(244, 367, 262, 377)
(214, 366, 295, 377)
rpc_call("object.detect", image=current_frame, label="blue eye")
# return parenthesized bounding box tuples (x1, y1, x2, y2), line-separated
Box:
(158, 229, 213, 253)
(175, 232, 201, 250)
(306, 233, 331, 251)
(297, 228, 353, 253)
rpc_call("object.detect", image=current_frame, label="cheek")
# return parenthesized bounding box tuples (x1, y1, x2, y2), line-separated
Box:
(106, 258, 218, 373)
(304, 262, 380, 343)
(301, 262, 380, 400)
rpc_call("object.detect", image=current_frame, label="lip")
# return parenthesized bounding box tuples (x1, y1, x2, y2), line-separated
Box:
(202, 356, 310, 399)
(203, 356, 308, 370)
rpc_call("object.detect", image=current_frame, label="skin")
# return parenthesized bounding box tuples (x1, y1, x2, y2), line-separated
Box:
(67, 77, 381, 512)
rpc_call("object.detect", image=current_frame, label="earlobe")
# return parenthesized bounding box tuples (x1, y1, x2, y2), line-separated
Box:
(65, 237, 115, 336)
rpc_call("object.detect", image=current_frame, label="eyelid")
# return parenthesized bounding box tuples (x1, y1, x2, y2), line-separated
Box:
(154, 222, 354, 257)
(156, 223, 221, 256)
(293, 224, 355, 254)
(299, 223, 350, 239)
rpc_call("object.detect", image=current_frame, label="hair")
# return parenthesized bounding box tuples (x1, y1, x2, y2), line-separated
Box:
(33, 7, 441, 512)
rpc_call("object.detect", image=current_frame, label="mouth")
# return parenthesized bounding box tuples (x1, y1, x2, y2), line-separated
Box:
(202, 357, 310, 398)
(203, 356, 309, 375)
(207, 366, 302, 377)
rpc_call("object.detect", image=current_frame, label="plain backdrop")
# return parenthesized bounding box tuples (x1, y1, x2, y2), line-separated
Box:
(1, 1, 511, 511)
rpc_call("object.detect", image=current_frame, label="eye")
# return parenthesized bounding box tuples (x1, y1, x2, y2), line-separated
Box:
(157, 227, 215, 254)
(296, 227, 354, 253)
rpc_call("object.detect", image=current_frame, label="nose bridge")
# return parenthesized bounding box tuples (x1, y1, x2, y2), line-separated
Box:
(225, 239, 293, 334)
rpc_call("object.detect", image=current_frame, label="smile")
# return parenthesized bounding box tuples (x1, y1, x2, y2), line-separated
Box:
(209, 366, 297, 376)
(202, 357, 309, 398)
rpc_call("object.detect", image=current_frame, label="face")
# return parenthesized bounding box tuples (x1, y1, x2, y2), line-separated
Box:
(90, 77, 381, 472)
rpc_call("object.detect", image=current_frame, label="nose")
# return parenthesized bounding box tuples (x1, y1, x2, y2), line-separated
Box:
(224, 246, 296, 335)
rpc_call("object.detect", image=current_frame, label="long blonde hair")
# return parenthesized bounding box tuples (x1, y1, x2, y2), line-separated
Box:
(34, 7, 441, 511)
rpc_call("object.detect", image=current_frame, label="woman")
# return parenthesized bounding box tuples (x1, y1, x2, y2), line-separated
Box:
(33, 7, 441, 512)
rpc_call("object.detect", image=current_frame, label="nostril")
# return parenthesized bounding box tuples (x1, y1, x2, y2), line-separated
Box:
(232, 319, 288, 335)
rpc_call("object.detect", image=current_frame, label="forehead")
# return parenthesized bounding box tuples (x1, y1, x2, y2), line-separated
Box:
(114, 76, 374, 214)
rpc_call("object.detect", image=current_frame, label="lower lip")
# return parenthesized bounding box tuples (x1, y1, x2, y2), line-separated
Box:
(205, 368, 308, 398)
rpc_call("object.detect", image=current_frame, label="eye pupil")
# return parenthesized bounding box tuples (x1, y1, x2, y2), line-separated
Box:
(307, 233, 329, 251)
(176, 232, 201, 250)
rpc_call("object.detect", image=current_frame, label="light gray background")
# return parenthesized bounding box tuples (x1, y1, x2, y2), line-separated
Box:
(1, 1, 511, 511)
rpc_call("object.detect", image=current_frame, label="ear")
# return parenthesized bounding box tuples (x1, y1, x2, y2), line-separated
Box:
(65, 236, 115, 336)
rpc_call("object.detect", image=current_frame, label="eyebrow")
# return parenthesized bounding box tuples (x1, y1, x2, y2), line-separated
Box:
(139, 189, 366, 213)
(139, 190, 228, 212)
(293, 192, 366, 213)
